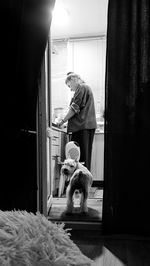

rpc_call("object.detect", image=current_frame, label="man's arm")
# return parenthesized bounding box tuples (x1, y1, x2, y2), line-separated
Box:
(57, 107, 75, 127)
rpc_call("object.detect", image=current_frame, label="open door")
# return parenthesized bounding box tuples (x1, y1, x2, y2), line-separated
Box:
(45, 0, 108, 228)
(37, 40, 52, 216)
(37, 0, 108, 229)
(47, 36, 105, 225)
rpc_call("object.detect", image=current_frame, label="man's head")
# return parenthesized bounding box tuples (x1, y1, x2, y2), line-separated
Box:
(65, 73, 84, 91)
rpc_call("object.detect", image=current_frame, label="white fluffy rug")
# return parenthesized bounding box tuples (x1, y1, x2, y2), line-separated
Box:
(0, 210, 94, 266)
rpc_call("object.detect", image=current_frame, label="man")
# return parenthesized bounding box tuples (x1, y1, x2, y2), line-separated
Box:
(58, 73, 97, 171)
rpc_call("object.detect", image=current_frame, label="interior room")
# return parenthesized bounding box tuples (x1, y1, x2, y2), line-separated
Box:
(47, 0, 108, 223)
(1, 0, 150, 265)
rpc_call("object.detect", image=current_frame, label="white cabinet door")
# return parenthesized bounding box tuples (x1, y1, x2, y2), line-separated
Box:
(91, 133, 104, 181)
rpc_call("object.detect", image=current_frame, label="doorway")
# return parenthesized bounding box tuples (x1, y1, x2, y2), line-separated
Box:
(46, 0, 108, 224)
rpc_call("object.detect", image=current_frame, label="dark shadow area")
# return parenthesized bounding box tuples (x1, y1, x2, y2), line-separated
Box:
(71, 234, 150, 264)
(49, 204, 102, 222)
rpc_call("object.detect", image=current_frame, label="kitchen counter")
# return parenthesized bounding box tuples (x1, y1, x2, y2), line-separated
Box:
(91, 131, 104, 181)
(52, 123, 67, 133)
(95, 120, 104, 134)
(50, 124, 69, 197)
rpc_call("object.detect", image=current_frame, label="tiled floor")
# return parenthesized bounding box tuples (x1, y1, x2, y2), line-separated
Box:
(48, 196, 103, 222)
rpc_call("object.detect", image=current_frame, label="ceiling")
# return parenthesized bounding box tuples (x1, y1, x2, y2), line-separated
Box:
(51, 0, 108, 39)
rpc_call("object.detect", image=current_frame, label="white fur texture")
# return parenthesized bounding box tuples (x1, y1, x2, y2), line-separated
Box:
(0, 210, 94, 266)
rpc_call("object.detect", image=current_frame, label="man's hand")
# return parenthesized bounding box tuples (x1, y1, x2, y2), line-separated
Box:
(57, 119, 64, 128)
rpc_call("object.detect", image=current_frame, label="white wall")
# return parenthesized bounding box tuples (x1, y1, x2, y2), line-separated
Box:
(51, 0, 108, 39)
(68, 37, 106, 116)
(51, 37, 106, 121)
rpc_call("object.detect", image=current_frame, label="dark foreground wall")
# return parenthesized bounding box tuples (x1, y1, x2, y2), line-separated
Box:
(103, 0, 150, 236)
(0, 0, 54, 212)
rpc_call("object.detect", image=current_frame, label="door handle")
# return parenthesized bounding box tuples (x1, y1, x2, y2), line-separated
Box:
(47, 127, 53, 138)
(21, 129, 37, 134)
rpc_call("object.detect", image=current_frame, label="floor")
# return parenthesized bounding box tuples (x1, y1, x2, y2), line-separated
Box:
(47, 185, 150, 265)
(47, 187, 150, 265)
(48, 197, 102, 222)
(71, 232, 150, 265)
(48, 188, 103, 222)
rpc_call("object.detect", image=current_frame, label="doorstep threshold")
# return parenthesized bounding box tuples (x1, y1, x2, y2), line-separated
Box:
(47, 217, 102, 231)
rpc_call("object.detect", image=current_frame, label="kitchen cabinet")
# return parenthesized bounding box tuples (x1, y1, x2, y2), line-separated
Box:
(50, 127, 104, 195)
(51, 126, 69, 196)
(91, 133, 104, 181)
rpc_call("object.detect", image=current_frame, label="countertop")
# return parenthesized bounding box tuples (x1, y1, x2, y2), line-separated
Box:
(52, 123, 67, 133)
(52, 123, 104, 134)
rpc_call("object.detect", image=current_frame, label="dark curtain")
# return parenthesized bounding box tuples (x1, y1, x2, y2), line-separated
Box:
(103, 0, 150, 235)
(0, 0, 55, 211)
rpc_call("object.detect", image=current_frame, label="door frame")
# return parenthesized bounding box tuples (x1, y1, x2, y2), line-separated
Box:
(37, 39, 52, 216)
(37, 35, 104, 227)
